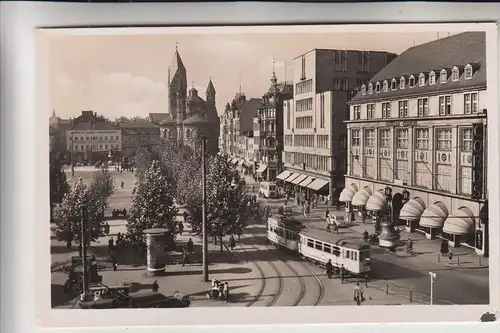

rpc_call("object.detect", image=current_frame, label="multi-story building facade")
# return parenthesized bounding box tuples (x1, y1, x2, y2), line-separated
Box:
(119, 121, 161, 158)
(281, 48, 397, 203)
(254, 70, 293, 181)
(341, 32, 488, 256)
(66, 110, 122, 163)
(49, 110, 73, 157)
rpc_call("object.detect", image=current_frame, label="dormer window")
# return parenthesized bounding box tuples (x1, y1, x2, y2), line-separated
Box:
(464, 64, 473, 80)
(429, 71, 436, 85)
(368, 83, 373, 94)
(361, 84, 366, 95)
(452, 66, 460, 81)
(400, 76, 406, 89)
(409, 75, 415, 87)
(383, 80, 388, 92)
(440, 69, 448, 83)
(375, 82, 381, 92)
(391, 79, 397, 90)
(419, 73, 426, 86)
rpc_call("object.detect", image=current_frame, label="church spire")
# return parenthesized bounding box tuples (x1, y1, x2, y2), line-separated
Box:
(206, 78, 216, 96)
(271, 57, 278, 87)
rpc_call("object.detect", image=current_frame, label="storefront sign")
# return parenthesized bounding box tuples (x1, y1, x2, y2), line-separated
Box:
(384, 120, 417, 128)
(471, 124, 484, 200)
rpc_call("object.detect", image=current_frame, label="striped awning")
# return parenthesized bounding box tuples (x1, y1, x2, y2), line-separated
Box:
(366, 190, 387, 212)
(306, 178, 329, 191)
(352, 187, 372, 207)
(443, 207, 475, 236)
(339, 183, 358, 203)
(400, 197, 426, 221)
(276, 170, 291, 181)
(291, 173, 308, 185)
(299, 176, 315, 187)
(256, 165, 267, 174)
(284, 173, 300, 183)
(419, 202, 449, 228)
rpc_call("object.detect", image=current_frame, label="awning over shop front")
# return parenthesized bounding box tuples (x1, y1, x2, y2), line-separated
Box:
(419, 202, 449, 228)
(306, 178, 329, 191)
(276, 170, 291, 181)
(256, 165, 267, 174)
(442, 207, 475, 236)
(339, 183, 358, 203)
(291, 173, 308, 185)
(299, 176, 315, 188)
(400, 197, 426, 221)
(366, 190, 388, 212)
(284, 173, 300, 183)
(351, 187, 372, 207)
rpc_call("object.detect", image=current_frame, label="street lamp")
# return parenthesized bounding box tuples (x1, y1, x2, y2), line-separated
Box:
(200, 136, 209, 282)
(429, 271, 436, 305)
(378, 186, 400, 248)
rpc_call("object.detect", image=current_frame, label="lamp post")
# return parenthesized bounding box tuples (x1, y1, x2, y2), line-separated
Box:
(429, 271, 436, 305)
(201, 136, 209, 282)
(80, 205, 88, 300)
(378, 186, 400, 248)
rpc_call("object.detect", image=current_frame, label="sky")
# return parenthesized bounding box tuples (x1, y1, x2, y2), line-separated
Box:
(47, 31, 457, 120)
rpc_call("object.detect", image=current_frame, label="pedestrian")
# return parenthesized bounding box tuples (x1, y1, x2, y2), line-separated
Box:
(108, 237, 114, 254)
(340, 264, 345, 284)
(302, 204, 307, 218)
(111, 256, 118, 271)
(182, 248, 189, 267)
(120, 180, 124, 188)
(178, 221, 184, 235)
(353, 283, 364, 306)
(152, 280, 159, 292)
(325, 259, 333, 279)
(187, 238, 194, 255)
(325, 209, 330, 219)
(183, 211, 189, 223)
(229, 234, 236, 250)
(223, 282, 229, 303)
(448, 250, 454, 264)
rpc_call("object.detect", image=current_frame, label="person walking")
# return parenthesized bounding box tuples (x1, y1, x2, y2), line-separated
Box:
(353, 283, 364, 306)
(325, 259, 333, 279)
(448, 250, 454, 264)
(182, 248, 189, 267)
(340, 264, 345, 284)
(152, 280, 159, 292)
(229, 235, 236, 251)
(223, 282, 229, 303)
(302, 204, 307, 218)
(108, 237, 114, 255)
(178, 221, 184, 236)
(187, 238, 194, 255)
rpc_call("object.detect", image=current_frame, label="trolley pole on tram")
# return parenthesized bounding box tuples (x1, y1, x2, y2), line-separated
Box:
(80, 205, 89, 298)
(201, 136, 209, 282)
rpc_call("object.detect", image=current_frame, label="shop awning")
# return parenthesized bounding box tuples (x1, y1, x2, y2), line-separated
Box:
(276, 170, 291, 181)
(366, 190, 388, 212)
(400, 197, 426, 221)
(339, 183, 358, 203)
(306, 178, 329, 191)
(299, 176, 315, 187)
(419, 202, 449, 228)
(351, 187, 372, 207)
(442, 207, 475, 236)
(284, 173, 300, 183)
(291, 173, 308, 185)
(256, 165, 267, 174)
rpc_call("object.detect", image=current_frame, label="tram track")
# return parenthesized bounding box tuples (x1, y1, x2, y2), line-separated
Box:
(299, 261, 325, 306)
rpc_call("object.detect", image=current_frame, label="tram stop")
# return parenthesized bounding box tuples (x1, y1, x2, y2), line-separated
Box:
(143, 228, 169, 276)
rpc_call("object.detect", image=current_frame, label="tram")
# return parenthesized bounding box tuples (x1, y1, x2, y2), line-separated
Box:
(267, 215, 304, 251)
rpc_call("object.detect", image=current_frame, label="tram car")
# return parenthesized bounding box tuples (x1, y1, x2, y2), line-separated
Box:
(298, 229, 371, 276)
(267, 214, 304, 251)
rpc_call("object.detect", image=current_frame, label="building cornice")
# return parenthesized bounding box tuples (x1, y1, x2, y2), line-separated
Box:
(345, 113, 487, 125)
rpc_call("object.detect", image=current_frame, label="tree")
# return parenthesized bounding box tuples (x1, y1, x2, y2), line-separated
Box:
(54, 179, 88, 245)
(126, 160, 178, 248)
(50, 152, 69, 221)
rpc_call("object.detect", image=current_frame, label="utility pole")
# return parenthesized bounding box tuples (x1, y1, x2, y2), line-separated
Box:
(201, 136, 209, 282)
(71, 132, 75, 177)
(429, 271, 436, 305)
(80, 205, 88, 299)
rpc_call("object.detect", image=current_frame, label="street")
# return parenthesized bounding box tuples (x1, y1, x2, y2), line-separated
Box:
(50, 168, 489, 308)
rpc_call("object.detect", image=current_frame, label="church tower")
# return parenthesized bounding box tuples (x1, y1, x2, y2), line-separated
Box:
(168, 46, 187, 121)
(205, 79, 220, 153)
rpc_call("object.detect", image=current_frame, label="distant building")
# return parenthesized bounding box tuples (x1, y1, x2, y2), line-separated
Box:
(49, 110, 73, 155)
(343, 32, 488, 256)
(66, 110, 121, 163)
(119, 121, 161, 158)
(282, 48, 397, 203)
(157, 48, 220, 153)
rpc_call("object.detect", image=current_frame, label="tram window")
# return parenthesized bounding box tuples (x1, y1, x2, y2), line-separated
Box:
(332, 247, 340, 256)
(353, 251, 358, 261)
(323, 244, 332, 254)
(315, 242, 322, 250)
(346, 250, 350, 259)
(307, 239, 314, 248)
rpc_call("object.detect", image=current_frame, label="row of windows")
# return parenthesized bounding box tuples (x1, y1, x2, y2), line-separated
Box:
(283, 134, 335, 150)
(317, 135, 329, 149)
(296, 98, 313, 112)
(332, 50, 349, 72)
(351, 155, 477, 196)
(351, 127, 474, 151)
(259, 108, 276, 119)
(361, 63, 477, 95)
(284, 135, 293, 146)
(294, 135, 315, 148)
(285, 152, 331, 171)
(296, 79, 313, 95)
(319, 93, 326, 129)
(296, 116, 313, 129)
(70, 135, 120, 141)
(304, 236, 370, 261)
(72, 143, 120, 151)
(333, 78, 349, 91)
(352, 93, 479, 120)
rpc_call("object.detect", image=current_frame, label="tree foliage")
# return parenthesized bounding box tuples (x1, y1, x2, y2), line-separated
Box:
(54, 170, 115, 244)
(50, 152, 69, 206)
(126, 160, 179, 248)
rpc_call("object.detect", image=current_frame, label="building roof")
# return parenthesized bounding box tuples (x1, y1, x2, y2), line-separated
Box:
(206, 79, 216, 95)
(183, 113, 210, 125)
(350, 32, 486, 103)
(149, 113, 170, 124)
(70, 120, 117, 131)
(119, 121, 159, 129)
(239, 98, 263, 133)
(159, 114, 176, 126)
(168, 49, 186, 86)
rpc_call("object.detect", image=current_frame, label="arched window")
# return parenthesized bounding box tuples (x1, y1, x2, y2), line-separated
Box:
(375, 82, 381, 92)
(429, 71, 436, 85)
(361, 84, 366, 94)
(368, 83, 373, 94)
(451, 66, 459, 81)
(391, 79, 397, 90)
(163, 129, 167, 139)
(419, 73, 426, 86)
(400, 76, 406, 89)
(464, 64, 473, 80)
(409, 75, 415, 87)
(383, 80, 388, 92)
(186, 129, 191, 138)
(440, 69, 448, 83)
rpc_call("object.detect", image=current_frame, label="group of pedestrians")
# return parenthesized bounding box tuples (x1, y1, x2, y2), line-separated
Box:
(209, 279, 230, 303)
